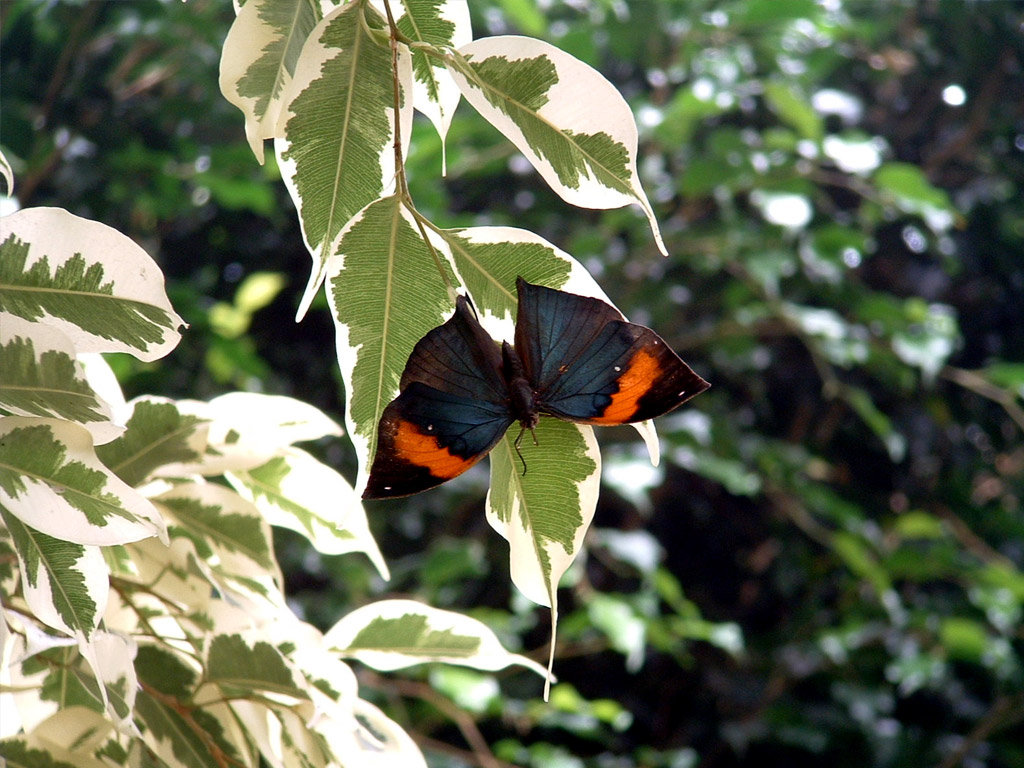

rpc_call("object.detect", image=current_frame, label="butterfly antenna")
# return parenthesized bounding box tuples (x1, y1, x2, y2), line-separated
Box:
(514, 426, 528, 476)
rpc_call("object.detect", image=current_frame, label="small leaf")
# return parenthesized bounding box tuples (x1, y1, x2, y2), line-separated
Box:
(275, 2, 415, 318)
(0, 506, 108, 636)
(449, 36, 666, 254)
(154, 483, 275, 571)
(226, 447, 388, 578)
(94, 397, 209, 487)
(487, 418, 599, 609)
(325, 599, 547, 677)
(0, 417, 166, 546)
(219, 0, 321, 163)
(380, 0, 472, 168)
(0, 313, 121, 444)
(205, 633, 309, 701)
(0, 207, 184, 361)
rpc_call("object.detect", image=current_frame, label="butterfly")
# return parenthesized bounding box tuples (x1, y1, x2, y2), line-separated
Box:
(363, 277, 710, 499)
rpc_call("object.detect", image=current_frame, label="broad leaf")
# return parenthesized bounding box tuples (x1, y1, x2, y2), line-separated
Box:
(487, 417, 600, 695)
(0, 207, 184, 361)
(94, 397, 209, 488)
(154, 483, 276, 572)
(276, 2, 415, 318)
(0, 417, 166, 547)
(325, 194, 459, 491)
(204, 633, 309, 702)
(0, 506, 109, 636)
(0, 313, 121, 445)
(226, 447, 388, 578)
(487, 418, 600, 608)
(159, 392, 341, 477)
(325, 599, 547, 677)
(219, 0, 321, 163)
(448, 36, 666, 254)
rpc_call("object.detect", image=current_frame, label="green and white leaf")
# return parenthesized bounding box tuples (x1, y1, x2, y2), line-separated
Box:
(0, 314, 122, 445)
(219, 0, 321, 163)
(0, 417, 167, 546)
(159, 392, 340, 477)
(227, 447, 388, 578)
(345, 698, 428, 768)
(275, 2, 415, 318)
(373, 0, 472, 170)
(448, 36, 666, 254)
(94, 397, 209, 488)
(325, 194, 460, 491)
(76, 629, 138, 728)
(0, 207, 184, 361)
(325, 598, 547, 677)
(0, 147, 13, 195)
(438, 224, 661, 462)
(204, 632, 310, 703)
(0, 506, 109, 636)
(154, 482, 276, 572)
(133, 644, 233, 768)
(14, 706, 113, 765)
(487, 417, 600, 609)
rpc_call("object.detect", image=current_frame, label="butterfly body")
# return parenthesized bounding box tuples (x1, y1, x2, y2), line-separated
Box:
(363, 278, 709, 499)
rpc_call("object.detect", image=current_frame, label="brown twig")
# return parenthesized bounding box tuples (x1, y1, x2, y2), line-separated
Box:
(935, 692, 1024, 768)
(941, 365, 1024, 435)
(360, 669, 504, 768)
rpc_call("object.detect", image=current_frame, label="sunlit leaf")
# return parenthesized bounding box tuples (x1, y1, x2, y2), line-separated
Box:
(325, 599, 547, 677)
(275, 2, 414, 318)
(0, 417, 166, 547)
(219, 0, 321, 163)
(0, 314, 121, 445)
(448, 36, 666, 254)
(0, 208, 184, 361)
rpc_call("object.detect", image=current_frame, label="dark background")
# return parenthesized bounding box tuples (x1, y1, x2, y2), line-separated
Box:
(3, 1, 1023, 766)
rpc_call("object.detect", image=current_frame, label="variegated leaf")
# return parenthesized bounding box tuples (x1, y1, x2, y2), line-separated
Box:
(219, 0, 321, 163)
(448, 36, 667, 254)
(325, 194, 459, 492)
(94, 397, 209, 488)
(204, 632, 309, 702)
(0, 417, 166, 547)
(372, 0, 471, 170)
(0, 147, 12, 194)
(0, 313, 122, 445)
(0, 207, 184, 360)
(0, 507, 109, 636)
(325, 599, 547, 677)
(154, 482, 276, 572)
(275, 2, 415, 318)
(226, 447, 388, 578)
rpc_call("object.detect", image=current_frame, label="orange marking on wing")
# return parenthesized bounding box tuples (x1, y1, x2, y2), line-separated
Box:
(392, 419, 477, 479)
(590, 348, 662, 424)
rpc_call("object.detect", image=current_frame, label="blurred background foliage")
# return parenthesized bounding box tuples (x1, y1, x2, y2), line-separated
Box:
(3, 0, 1024, 766)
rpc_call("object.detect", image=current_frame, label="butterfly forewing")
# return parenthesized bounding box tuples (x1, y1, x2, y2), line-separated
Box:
(515, 278, 710, 425)
(514, 277, 624, 392)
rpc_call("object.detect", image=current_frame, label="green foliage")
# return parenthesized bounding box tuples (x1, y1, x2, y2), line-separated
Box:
(2, 0, 1023, 767)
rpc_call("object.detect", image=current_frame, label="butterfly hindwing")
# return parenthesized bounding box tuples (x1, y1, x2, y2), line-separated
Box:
(364, 382, 513, 498)
(364, 296, 514, 499)
(515, 278, 710, 425)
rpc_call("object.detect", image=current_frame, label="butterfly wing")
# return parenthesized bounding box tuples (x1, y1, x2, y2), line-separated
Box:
(364, 296, 514, 499)
(514, 277, 710, 425)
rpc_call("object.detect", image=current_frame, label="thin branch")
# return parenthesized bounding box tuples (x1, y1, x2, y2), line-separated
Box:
(941, 365, 1024, 435)
(935, 693, 1024, 768)
(360, 669, 503, 768)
